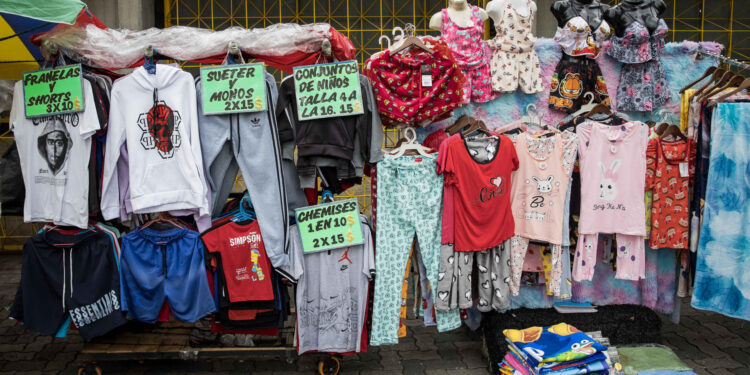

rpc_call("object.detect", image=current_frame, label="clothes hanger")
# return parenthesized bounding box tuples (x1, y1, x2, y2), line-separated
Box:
(584, 102, 612, 118)
(680, 66, 717, 94)
(143, 45, 156, 75)
(708, 77, 750, 107)
(691, 67, 726, 99)
(446, 115, 474, 135)
(140, 212, 185, 230)
(390, 24, 433, 54)
(462, 120, 493, 137)
(521, 104, 543, 129)
(697, 73, 743, 103)
(694, 69, 734, 100)
(570, 92, 598, 117)
(659, 124, 687, 142)
(389, 127, 436, 158)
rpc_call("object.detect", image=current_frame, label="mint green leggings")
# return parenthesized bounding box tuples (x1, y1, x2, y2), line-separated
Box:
(370, 155, 461, 346)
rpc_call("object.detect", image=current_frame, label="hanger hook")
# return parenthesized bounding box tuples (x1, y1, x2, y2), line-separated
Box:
(583, 92, 594, 105)
(403, 127, 417, 143)
(379, 35, 392, 49)
(526, 103, 537, 116)
(392, 26, 405, 42)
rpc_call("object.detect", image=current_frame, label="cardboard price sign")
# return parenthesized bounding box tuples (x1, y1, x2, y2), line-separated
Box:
(295, 199, 363, 254)
(23, 64, 85, 118)
(293, 60, 364, 121)
(200, 63, 267, 115)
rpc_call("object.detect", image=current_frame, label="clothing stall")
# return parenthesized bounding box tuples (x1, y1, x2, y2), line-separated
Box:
(4, 0, 750, 374)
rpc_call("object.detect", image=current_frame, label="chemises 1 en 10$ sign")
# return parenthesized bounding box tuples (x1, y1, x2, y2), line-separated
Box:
(200, 63, 267, 115)
(23, 64, 85, 118)
(295, 199, 363, 254)
(293, 60, 364, 120)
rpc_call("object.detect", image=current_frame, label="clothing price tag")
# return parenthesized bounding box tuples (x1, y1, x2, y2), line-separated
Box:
(295, 199, 364, 254)
(293, 60, 364, 120)
(679, 162, 689, 177)
(23, 64, 85, 118)
(200, 63, 268, 115)
(421, 64, 433, 87)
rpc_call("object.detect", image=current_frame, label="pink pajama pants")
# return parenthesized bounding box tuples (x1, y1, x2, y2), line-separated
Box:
(572, 234, 646, 281)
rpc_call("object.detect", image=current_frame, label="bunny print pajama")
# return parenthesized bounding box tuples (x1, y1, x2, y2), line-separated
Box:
(573, 122, 649, 281)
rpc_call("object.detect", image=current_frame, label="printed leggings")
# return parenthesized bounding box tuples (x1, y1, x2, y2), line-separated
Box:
(370, 156, 460, 346)
(573, 233, 645, 281)
(508, 236, 564, 297)
(434, 242, 511, 313)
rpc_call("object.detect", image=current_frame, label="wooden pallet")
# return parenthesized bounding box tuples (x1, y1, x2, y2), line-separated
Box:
(79, 321, 296, 362)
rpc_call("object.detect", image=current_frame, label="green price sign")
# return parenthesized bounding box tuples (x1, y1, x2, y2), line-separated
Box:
(293, 60, 364, 121)
(295, 199, 363, 254)
(23, 64, 85, 118)
(200, 63, 267, 115)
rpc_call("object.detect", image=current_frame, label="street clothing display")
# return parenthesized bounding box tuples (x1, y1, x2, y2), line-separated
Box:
(438, 134, 518, 251)
(11, 229, 127, 340)
(645, 138, 696, 249)
(201, 220, 274, 303)
(364, 40, 465, 126)
(487, 0, 543, 94)
(10, 81, 100, 228)
(101, 65, 210, 223)
(196, 73, 297, 268)
(119, 227, 216, 323)
(548, 55, 610, 113)
(553, 16, 612, 58)
(283, 215, 374, 354)
(573, 121, 648, 281)
(607, 18, 670, 112)
(370, 155, 460, 346)
(439, 6, 495, 103)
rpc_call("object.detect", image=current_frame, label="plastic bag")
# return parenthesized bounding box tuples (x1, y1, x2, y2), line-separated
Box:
(38, 23, 336, 70)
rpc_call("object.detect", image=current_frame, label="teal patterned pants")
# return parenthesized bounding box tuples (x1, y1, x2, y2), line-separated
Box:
(370, 155, 461, 346)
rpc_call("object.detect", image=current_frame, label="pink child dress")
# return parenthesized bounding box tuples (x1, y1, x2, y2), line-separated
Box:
(440, 6, 497, 103)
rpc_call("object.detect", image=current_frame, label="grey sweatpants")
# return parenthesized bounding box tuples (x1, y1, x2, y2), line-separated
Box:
(196, 72, 305, 269)
(435, 241, 510, 313)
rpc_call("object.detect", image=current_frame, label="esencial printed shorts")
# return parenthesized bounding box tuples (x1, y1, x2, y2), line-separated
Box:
(120, 227, 216, 323)
(549, 54, 610, 113)
(11, 230, 127, 340)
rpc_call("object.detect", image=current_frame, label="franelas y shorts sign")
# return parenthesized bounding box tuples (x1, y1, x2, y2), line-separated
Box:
(295, 199, 363, 254)
(200, 63, 267, 115)
(23, 65, 85, 118)
(293, 60, 364, 120)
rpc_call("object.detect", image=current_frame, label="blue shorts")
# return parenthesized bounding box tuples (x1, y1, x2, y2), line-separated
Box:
(120, 227, 216, 323)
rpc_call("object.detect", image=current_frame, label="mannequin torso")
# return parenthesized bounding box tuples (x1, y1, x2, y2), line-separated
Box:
(604, 0, 666, 37)
(429, 0, 488, 31)
(551, 0, 609, 28)
(486, 0, 536, 25)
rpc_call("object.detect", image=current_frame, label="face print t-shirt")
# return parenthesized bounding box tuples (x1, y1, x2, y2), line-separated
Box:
(438, 134, 519, 251)
(10, 80, 100, 228)
(201, 220, 274, 303)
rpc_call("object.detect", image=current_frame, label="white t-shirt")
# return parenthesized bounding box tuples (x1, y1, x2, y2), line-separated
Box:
(282, 215, 375, 354)
(10, 80, 100, 228)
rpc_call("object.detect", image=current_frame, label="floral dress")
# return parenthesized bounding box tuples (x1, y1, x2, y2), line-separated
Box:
(607, 18, 670, 112)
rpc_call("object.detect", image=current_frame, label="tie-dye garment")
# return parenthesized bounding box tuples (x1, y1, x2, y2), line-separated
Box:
(692, 103, 750, 320)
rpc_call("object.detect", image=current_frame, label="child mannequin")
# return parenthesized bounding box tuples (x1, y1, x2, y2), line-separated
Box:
(486, 0, 536, 23)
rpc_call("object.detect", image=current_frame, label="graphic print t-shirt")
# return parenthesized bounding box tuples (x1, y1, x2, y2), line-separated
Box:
(438, 134, 519, 251)
(282, 216, 375, 354)
(10, 80, 100, 228)
(201, 220, 274, 302)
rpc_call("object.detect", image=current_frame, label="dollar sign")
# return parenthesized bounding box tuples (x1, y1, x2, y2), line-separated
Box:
(353, 101, 361, 112)
(74, 96, 81, 111)
(347, 214, 354, 227)
(255, 98, 263, 110)
(346, 230, 354, 243)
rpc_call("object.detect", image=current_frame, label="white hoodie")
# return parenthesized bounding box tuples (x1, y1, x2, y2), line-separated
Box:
(101, 65, 209, 220)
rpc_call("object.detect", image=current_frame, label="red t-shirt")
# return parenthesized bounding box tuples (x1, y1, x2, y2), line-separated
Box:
(438, 134, 519, 251)
(201, 220, 274, 302)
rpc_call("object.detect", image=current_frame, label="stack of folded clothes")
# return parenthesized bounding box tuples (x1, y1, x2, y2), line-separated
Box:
(500, 323, 618, 375)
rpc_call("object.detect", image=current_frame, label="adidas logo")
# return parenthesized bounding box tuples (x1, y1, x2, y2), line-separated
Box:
(250, 117, 261, 126)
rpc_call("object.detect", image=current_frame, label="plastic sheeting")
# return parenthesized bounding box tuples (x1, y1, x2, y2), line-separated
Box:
(37, 23, 345, 70)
